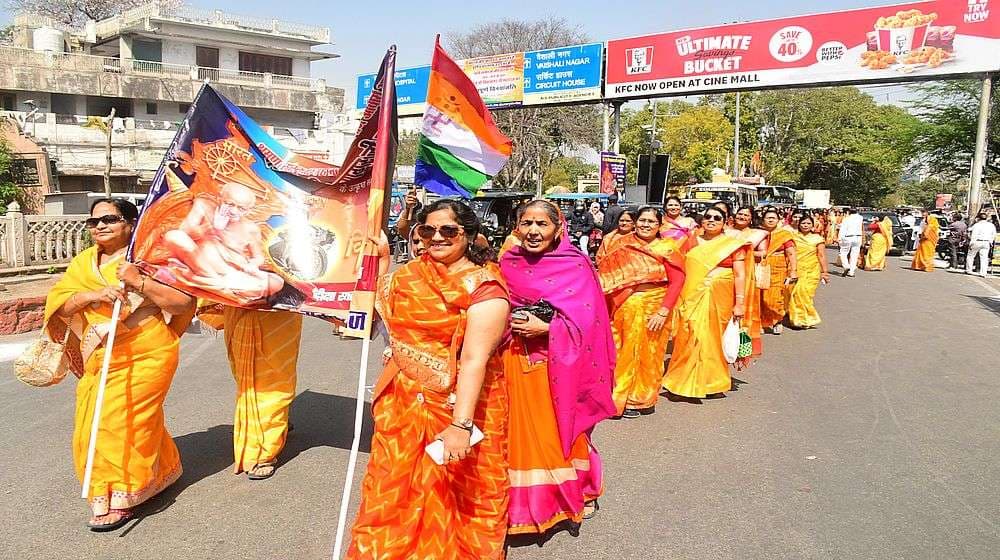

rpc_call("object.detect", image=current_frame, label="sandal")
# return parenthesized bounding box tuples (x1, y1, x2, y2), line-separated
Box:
(582, 500, 600, 520)
(87, 509, 133, 532)
(247, 462, 277, 480)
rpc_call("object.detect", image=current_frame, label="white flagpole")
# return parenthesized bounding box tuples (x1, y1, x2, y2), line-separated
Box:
(80, 296, 124, 499)
(331, 335, 373, 559)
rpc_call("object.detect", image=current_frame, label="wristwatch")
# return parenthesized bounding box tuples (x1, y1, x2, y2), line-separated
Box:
(451, 417, 474, 432)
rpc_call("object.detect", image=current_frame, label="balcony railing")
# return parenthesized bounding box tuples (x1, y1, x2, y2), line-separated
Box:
(1, 45, 323, 91)
(94, 1, 330, 43)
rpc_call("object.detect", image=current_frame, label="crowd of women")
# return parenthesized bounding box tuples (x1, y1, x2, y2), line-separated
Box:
(42, 194, 895, 556)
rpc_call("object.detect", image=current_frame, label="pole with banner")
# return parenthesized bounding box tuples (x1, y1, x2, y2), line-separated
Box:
(331, 46, 398, 560)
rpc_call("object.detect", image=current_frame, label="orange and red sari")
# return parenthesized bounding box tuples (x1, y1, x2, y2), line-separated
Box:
(597, 233, 685, 413)
(347, 257, 509, 560)
(912, 216, 940, 272)
(760, 228, 795, 329)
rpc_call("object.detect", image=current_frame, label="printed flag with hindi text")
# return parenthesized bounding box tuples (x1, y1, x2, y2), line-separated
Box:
(129, 49, 398, 338)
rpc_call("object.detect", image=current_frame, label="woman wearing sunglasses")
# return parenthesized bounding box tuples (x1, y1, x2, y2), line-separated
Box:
(663, 206, 751, 399)
(786, 215, 830, 329)
(598, 207, 686, 418)
(500, 200, 616, 534)
(348, 199, 510, 560)
(42, 198, 195, 531)
(757, 206, 799, 335)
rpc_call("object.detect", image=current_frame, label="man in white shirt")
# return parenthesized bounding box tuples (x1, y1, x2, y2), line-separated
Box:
(837, 207, 864, 277)
(966, 213, 997, 278)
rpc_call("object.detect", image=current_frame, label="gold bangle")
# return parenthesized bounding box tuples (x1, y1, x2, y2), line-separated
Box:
(139, 275, 146, 294)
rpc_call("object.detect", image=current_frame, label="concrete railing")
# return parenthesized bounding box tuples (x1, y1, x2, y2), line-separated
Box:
(0, 45, 323, 91)
(0, 203, 90, 270)
(95, 1, 330, 43)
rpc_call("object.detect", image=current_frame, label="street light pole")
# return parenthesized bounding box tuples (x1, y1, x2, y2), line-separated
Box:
(647, 100, 657, 191)
(968, 76, 993, 218)
(734, 92, 741, 178)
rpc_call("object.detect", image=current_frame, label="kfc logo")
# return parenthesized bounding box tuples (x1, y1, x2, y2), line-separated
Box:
(626, 47, 653, 75)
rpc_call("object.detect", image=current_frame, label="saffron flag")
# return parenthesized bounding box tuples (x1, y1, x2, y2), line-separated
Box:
(414, 37, 512, 198)
(129, 48, 398, 338)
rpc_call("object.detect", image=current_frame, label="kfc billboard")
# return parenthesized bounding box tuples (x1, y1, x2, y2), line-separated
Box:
(606, 0, 1000, 98)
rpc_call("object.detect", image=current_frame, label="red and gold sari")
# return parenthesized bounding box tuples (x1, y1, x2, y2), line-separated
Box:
(759, 228, 795, 329)
(597, 233, 684, 413)
(663, 236, 751, 398)
(348, 257, 509, 560)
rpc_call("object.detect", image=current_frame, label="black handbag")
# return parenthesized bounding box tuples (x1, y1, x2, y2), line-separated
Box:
(511, 299, 556, 323)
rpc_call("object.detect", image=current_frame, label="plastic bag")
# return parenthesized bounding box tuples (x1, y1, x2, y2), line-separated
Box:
(722, 318, 741, 364)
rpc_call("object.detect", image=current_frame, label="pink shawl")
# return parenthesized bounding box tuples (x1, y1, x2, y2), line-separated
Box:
(500, 229, 617, 457)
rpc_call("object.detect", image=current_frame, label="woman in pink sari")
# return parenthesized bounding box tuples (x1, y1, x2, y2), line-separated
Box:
(660, 196, 697, 251)
(500, 200, 617, 535)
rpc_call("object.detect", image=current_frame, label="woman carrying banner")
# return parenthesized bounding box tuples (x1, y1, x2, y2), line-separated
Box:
(660, 196, 697, 250)
(864, 215, 893, 271)
(758, 207, 798, 335)
(43, 198, 195, 531)
(597, 207, 685, 418)
(595, 210, 637, 266)
(348, 199, 510, 560)
(912, 212, 940, 272)
(500, 200, 616, 534)
(663, 206, 751, 399)
(786, 215, 830, 329)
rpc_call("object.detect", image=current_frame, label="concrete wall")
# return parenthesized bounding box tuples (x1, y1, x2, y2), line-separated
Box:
(132, 98, 189, 120)
(162, 39, 196, 66)
(293, 58, 309, 78)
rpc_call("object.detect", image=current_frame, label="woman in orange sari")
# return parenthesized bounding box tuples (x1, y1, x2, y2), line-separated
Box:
(660, 196, 697, 251)
(348, 200, 511, 560)
(730, 206, 768, 356)
(598, 207, 686, 418)
(595, 210, 637, 265)
(826, 210, 841, 246)
(912, 212, 940, 272)
(786, 215, 830, 329)
(500, 200, 616, 534)
(43, 198, 194, 531)
(758, 206, 798, 335)
(663, 206, 750, 399)
(864, 215, 893, 271)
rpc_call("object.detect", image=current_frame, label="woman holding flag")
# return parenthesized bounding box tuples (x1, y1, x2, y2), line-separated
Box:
(43, 198, 195, 531)
(500, 200, 616, 533)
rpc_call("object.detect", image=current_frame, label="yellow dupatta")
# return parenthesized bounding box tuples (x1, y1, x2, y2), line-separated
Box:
(912, 216, 940, 271)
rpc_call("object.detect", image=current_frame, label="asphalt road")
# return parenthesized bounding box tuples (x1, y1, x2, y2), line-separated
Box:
(2, 254, 999, 560)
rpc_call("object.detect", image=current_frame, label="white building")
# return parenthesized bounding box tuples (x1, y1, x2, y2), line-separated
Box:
(0, 2, 351, 208)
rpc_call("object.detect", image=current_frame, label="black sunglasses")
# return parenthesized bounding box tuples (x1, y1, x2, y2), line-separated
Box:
(703, 214, 725, 222)
(416, 224, 465, 239)
(85, 214, 127, 228)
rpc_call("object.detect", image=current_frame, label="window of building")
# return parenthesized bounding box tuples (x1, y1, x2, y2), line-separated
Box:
(146, 102, 158, 115)
(179, 103, 191, 113)
(238, 52, 292, 76)
(132, 38, 162, 62)
(0, 92, 14, 111)
(51, 94, 77, 115)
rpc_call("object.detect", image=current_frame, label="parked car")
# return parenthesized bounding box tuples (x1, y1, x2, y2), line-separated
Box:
(860, 212, 908, 256)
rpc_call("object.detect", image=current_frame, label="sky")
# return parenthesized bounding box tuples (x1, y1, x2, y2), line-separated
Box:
(0, 0, 917, 107)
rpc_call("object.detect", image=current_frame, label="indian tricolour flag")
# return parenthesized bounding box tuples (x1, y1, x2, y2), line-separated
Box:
(414, 37, 513, 198)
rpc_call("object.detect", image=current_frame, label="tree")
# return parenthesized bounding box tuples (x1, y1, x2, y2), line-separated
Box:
(5, 0, 165, 27)
(894, 176, 964, 208)
(396, 131, 419, 166)
(619, 100, 733, 185)
(0, 138, 22, 214)
(542, 156, 596, 192)
(446, 19, 602, 191)
(909, 79, 1000, 183)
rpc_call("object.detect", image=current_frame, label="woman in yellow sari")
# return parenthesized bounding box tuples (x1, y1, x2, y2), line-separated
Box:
(912, 212, 940, 272)
(43, 198, 195, 531)
(787, 215, 830, 329)
(597, 207, 685, 418)
(864, 215, 894, 271)
(663, 206, 750, 399)
(758, 207, 798, 335)
(826, 210, 841, 245)
(348, 199, 511, 560)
